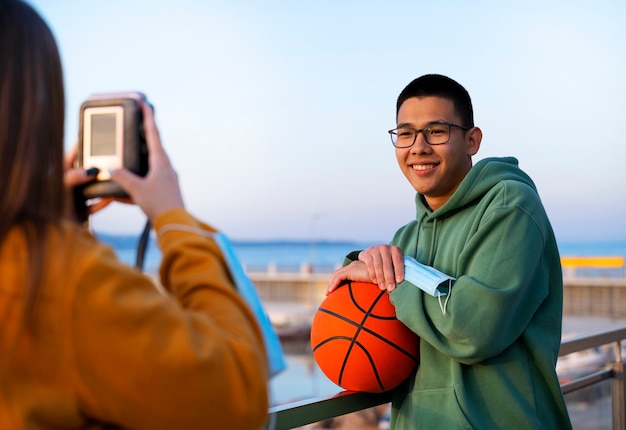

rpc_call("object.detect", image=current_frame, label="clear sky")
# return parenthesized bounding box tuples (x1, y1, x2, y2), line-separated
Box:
(29, 0, 626, 242)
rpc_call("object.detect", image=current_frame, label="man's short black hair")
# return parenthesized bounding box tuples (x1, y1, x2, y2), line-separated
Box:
(396, 74, 474, 128)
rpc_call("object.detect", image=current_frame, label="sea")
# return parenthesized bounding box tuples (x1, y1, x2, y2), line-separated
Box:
(95, 232, 626, 407)
(96, 232, 626, 277)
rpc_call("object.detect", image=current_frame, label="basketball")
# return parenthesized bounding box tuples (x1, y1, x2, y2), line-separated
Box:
(310, 281, 420, 393)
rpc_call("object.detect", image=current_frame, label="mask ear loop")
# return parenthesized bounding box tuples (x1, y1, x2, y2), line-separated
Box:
(437, 279, 453, 315)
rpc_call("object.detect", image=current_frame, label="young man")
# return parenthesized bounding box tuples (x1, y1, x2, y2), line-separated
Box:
(327, 74, 572, 429)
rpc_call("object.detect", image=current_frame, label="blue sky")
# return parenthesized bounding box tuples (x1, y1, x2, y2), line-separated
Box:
(30, 0, 626, 242)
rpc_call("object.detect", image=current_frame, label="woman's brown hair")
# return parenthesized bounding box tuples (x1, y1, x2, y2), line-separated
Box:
(0, 0, 66, 319)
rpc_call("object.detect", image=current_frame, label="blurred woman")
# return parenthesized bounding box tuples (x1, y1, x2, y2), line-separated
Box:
(0, 1, 268, 428)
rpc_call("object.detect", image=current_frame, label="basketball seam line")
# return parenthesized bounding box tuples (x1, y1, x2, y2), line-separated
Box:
(315, 307, 419, 362)
(351, 340, 385, 391)
(338, 285, 387, 390)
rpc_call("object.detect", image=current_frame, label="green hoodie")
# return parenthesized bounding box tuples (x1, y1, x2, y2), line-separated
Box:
(387, 157, 571, 429)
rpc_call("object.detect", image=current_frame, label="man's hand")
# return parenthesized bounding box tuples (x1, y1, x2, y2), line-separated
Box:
(358, 244, 405, 292)
(327, 244, 405, 295)
(326, 260, 372, 295)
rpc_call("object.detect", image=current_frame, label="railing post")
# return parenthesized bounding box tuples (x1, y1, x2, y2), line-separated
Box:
(612, 361, 625, 430)
(613, 341, 625, 430)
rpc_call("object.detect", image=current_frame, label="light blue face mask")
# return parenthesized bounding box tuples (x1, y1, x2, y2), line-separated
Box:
(403, 256, 455, 315)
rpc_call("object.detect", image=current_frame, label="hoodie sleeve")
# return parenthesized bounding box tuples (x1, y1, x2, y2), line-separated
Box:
(62, 209, 268, 430)
(390, 181, 561, 365)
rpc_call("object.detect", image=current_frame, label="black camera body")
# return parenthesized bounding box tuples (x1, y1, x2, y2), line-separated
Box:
(77, 92, 149, 199)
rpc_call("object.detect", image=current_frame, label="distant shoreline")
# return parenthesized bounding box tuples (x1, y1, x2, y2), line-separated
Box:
(97, 233, 626, 247)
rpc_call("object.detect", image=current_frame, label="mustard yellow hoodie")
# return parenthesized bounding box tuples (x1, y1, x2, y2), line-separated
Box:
(0, 209, 268, 429)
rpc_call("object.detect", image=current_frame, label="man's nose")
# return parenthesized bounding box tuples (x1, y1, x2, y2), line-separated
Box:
(411, 132, 431, 153)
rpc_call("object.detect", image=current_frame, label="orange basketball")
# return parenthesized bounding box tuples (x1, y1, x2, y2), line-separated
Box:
(310, 281, 420, 393)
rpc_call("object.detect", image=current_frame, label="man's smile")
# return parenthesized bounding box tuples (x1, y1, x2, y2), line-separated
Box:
(412, 163, 438, 172)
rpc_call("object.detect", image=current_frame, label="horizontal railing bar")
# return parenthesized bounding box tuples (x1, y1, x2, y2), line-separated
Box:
(561, 368, 614, 394)
(268, 390, 392, 430)
(267, 327, 626, 429)
(559, 326, 626, 356)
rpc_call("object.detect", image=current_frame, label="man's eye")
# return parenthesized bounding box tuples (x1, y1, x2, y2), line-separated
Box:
(427, 126, 446, 135)
(397, 130, 414, 138)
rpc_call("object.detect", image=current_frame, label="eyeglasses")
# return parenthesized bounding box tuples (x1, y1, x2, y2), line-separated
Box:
(388, 123, 471, 147)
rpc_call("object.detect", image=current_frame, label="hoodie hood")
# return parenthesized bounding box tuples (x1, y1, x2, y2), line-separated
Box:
(415, 157, 537, 219)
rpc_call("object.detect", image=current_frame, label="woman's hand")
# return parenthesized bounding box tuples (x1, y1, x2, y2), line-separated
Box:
(111, 102, 184, 221)
(63, 144, 113, 222)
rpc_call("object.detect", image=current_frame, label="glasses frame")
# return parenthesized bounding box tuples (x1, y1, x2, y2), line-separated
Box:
(388, 122, 471, 147)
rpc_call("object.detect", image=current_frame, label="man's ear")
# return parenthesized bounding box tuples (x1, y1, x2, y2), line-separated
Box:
(467, 127, 482, 156)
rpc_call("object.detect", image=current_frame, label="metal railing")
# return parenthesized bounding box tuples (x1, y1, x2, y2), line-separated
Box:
(266, 326, 626, 430)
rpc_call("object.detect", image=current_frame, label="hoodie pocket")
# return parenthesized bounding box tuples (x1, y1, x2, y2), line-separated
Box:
(398, 385, 473, 429)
